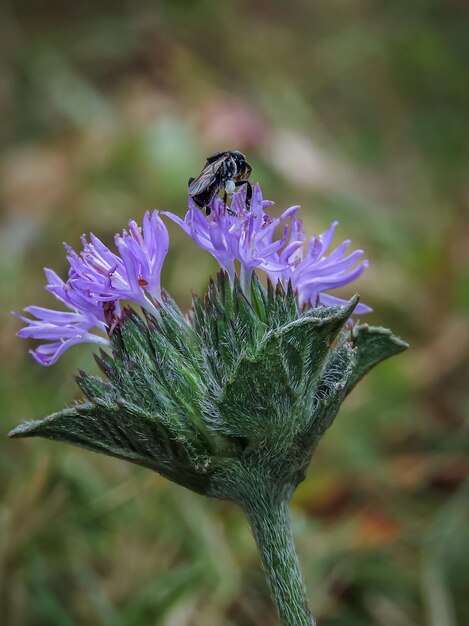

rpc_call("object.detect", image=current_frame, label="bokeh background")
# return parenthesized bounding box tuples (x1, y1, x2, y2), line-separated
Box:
(1, 1, 468, 625)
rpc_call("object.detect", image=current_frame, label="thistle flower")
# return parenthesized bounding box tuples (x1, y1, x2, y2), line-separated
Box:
(14, 211, 169, 364)
(271, 216, 371, 313)
(67, 210, 168, 315)
(164, 184, 300, 293)
(11, 178, 407, 626)
(114, 210, 169, 304)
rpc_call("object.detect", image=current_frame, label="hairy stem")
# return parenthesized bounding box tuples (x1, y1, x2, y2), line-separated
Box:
(244, 496, 315, 626)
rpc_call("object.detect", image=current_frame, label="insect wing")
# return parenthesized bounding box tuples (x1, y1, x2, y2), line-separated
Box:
(188, 156, 225, 195)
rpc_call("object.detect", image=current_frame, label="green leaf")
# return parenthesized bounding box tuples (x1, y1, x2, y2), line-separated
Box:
(309, 342, 357, 438)
(347, 324, 409, 393)
(265, 279, 299, 328)
(8, 401, 212, 494)
(218, 297, 358, 443)
(191, 273, 266, 382)
(115, 308, 156, 371)
(75, 371, 115, 402)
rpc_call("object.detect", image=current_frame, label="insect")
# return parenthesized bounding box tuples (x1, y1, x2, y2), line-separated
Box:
(188, 150, 253, 215)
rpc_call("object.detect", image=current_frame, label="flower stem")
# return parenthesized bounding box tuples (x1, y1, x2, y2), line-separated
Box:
(240, 266, 253, 302)
(243, 496, 315, 626)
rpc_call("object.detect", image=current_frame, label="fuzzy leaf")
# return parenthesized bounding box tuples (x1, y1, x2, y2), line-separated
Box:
(265, 279, 299, 328)
(218, 297, 358, 443)
(9, 400, 212, 494)
(75, 371, 115, 402)
(309, 342, 357, 438)
(192, 273, 266, 383)
(107, 307, 233, 459)
(347, 324, 408, 393)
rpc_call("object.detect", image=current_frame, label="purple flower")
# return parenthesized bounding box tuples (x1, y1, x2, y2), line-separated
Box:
(14, 270, 109, 366)
(14, 183, 370, 368)
(271, 217, 371, 314)
(45, 268, 110, 321)
(66, 210, 168, 315)
(115, 210, 169, 303)
(15, 211, 170, 365)
(164, 184, 301, 293)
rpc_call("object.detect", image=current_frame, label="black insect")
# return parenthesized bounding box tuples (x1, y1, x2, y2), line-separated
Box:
(188, 150, 253, 215)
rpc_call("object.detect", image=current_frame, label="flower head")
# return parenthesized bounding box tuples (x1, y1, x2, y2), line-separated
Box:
(164, 184, 301, 291)
(165, 183, 368, 311)
(14, 211, 169, 364)
(115, 210, 169, 302)
(67, 210, 168, 315)
(271, 216, 371, 314)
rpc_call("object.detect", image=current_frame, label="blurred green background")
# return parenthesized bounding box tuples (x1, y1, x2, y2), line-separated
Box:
(1, 1, 468, 625)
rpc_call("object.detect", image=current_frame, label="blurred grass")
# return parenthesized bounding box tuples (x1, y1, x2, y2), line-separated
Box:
(1, 1, 468, 624)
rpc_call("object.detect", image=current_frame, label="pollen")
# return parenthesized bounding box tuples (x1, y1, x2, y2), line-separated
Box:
(225, 179, 236, 195)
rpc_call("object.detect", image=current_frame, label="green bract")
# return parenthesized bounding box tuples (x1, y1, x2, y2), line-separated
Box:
(10, 272, 407, 505)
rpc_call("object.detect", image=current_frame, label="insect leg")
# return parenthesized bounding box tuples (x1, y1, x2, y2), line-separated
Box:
(245, 181, 253, 210)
